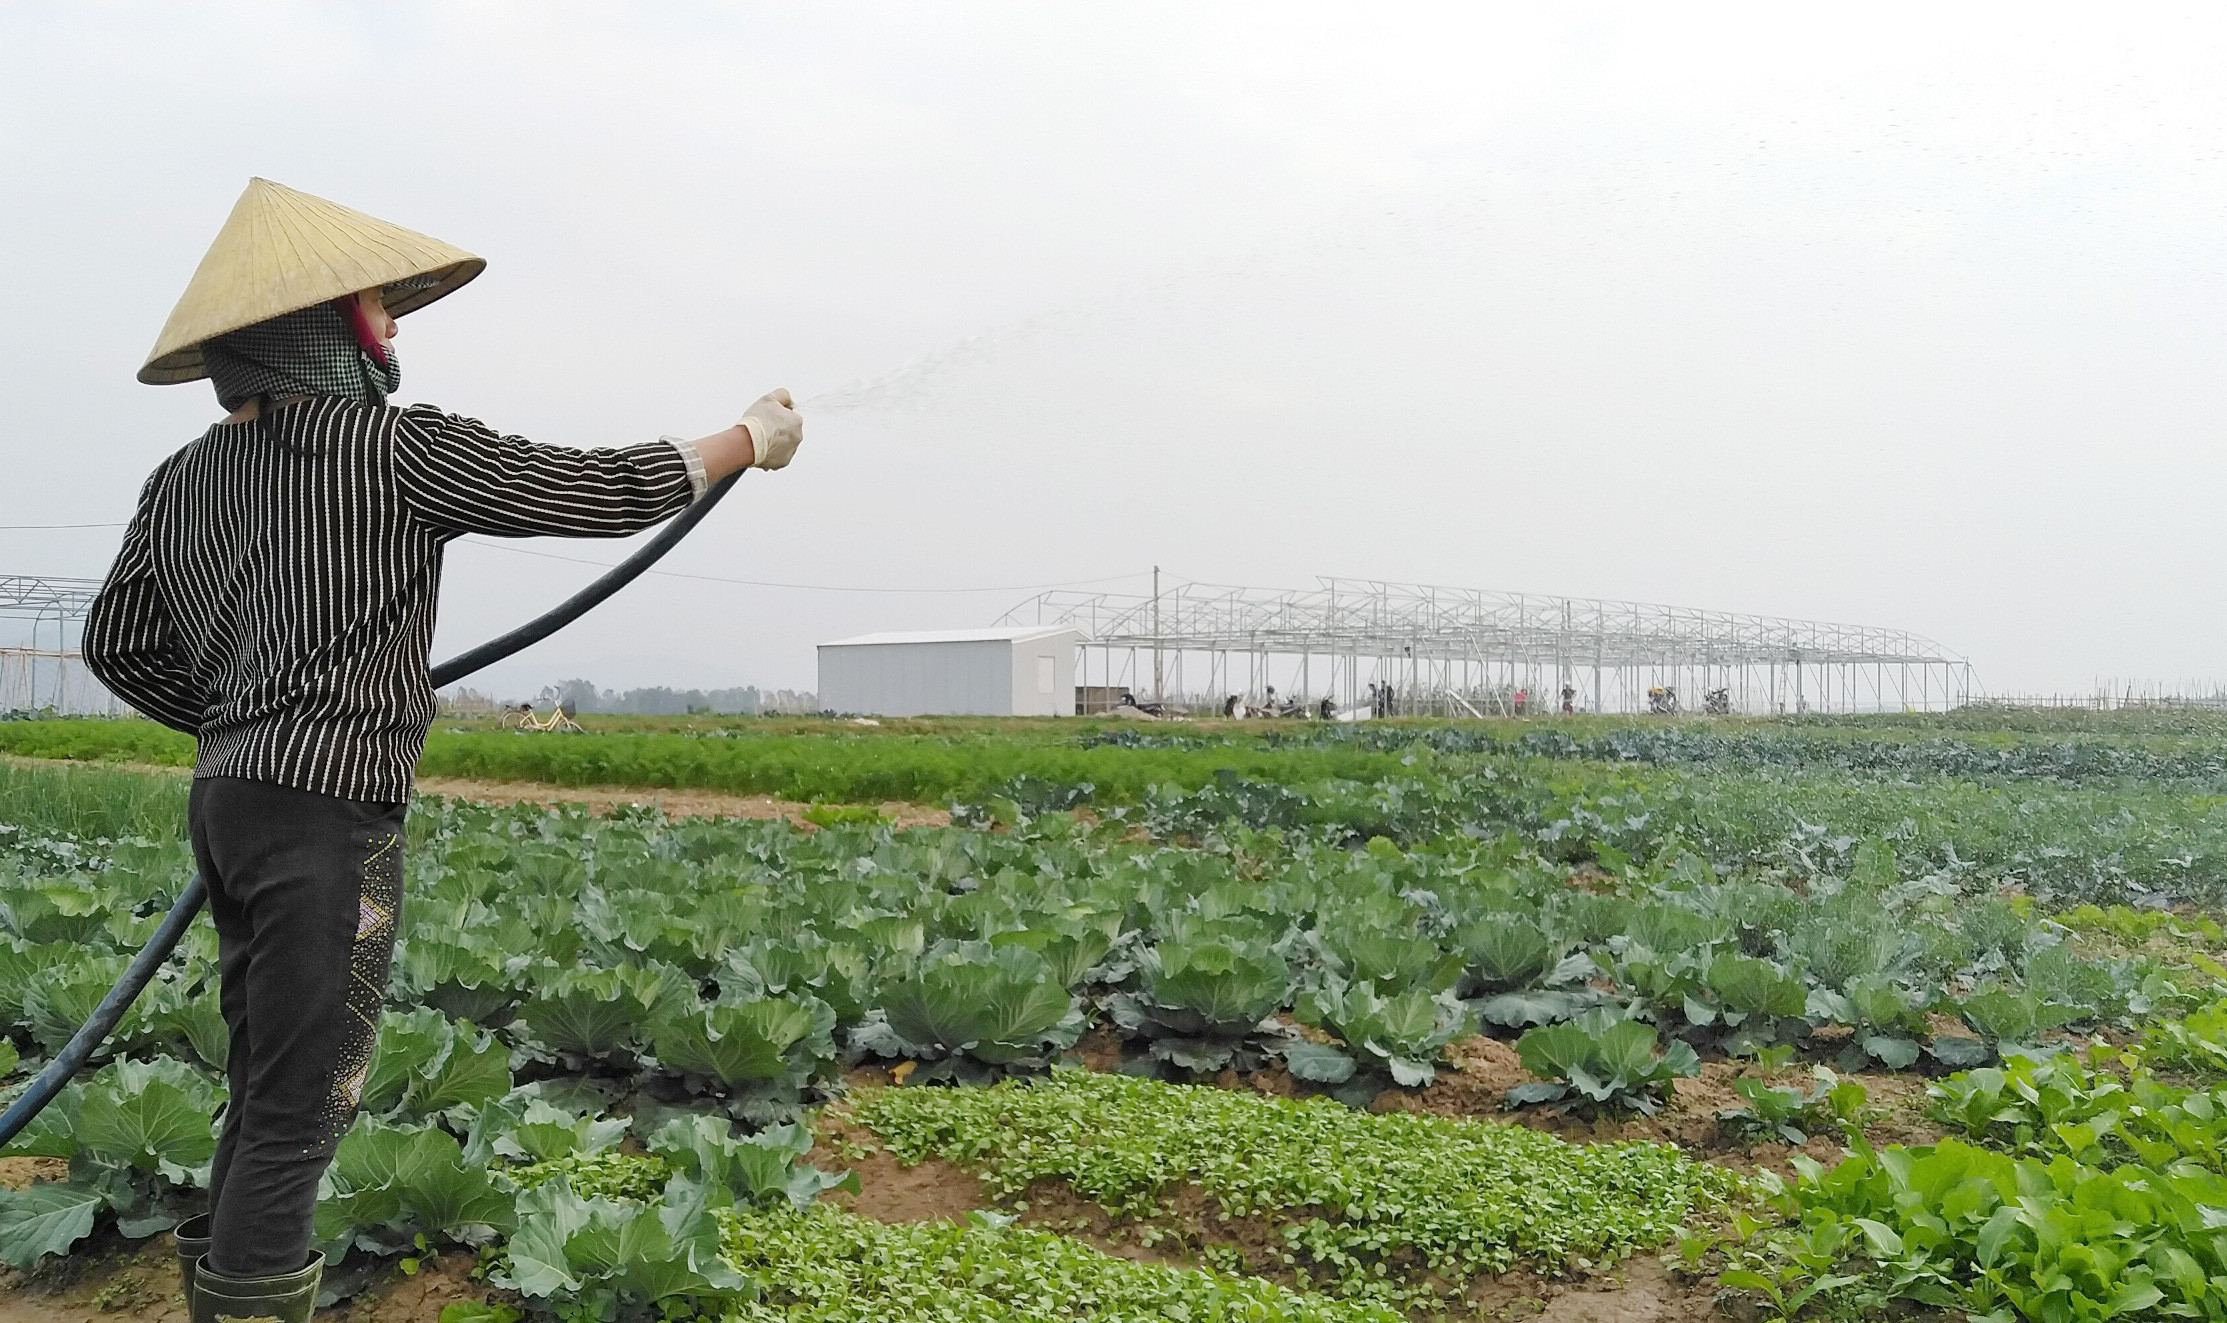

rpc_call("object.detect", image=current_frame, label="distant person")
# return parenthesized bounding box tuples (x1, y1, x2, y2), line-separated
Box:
(1513, 688, 1528, 716)
(1561, 684, 1577, 715)
(81, 179, 805, 1322)
(1223, 693, 1241, 717)
(1319, 696, 1334, 720)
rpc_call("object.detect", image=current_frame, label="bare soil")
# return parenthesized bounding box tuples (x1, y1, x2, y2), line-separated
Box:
(1367, 1036, 1941, 1179)
(0, 1233, 496, 1323)
(412, 776, 953, 829)
(822, 1118, 986, 1226)
(1528, 1256, 1723, 1322)
(0, 1161, 65, 1191)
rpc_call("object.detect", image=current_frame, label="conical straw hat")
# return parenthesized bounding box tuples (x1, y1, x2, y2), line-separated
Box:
(139, 178, 485, 385)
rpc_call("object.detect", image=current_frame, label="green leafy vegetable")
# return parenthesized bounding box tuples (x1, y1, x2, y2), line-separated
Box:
(316, 1117, 516, 1260)
(875, 942, 1082, 1072)
(643, 1114, 856, 1210)
(0, 1056, 220, 1265)
(1292, 979, 1471, 1100)
(857, 1067, 1735, 1309)
(1107, 937, 1293, 1075)
(497, 1180, 745, 1316)
(1512, 1009, 1700, 1115)
(719, 1203, 1400, 1321)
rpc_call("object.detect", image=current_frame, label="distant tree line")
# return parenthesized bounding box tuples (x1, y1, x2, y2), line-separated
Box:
(531, 679, 818, 715)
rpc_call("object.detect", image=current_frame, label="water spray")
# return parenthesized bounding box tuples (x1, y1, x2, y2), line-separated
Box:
(0, 314, 1053, 1143)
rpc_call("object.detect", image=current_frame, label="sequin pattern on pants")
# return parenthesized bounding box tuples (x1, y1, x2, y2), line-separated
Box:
(319, 828, 401, 1140)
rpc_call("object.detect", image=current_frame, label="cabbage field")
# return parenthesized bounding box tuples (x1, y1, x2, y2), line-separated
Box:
(7, 709, 2227, 1320)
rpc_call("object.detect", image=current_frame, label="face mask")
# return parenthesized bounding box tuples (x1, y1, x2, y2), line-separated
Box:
(202, 299, 402, 414)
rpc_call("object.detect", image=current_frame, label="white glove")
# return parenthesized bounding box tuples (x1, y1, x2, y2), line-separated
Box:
(739, 389, 803, 471)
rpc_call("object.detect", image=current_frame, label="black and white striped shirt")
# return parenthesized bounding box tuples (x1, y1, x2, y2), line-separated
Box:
(84, 396, 701, 803)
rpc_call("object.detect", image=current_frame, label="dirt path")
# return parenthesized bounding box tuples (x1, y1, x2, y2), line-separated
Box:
(0, 753, 950, 829)
(412, 775, 952, 828)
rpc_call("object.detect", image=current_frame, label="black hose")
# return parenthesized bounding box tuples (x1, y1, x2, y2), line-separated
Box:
(0, 471, 745, 1145)
(429, 471, 743, 686)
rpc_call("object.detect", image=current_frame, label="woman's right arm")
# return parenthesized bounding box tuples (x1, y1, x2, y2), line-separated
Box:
(392, 392, 802, 540)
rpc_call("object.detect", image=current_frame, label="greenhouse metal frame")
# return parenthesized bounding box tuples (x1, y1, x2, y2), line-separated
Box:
(0, 576, 119, 714)
(0, 575, 99, 652)
(998, 576, 1975, 716)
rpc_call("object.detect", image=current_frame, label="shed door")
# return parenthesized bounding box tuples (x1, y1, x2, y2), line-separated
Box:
(1036, 655, 1055, 694)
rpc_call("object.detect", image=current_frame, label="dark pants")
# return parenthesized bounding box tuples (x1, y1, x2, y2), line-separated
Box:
(188, 777, 405, 1278)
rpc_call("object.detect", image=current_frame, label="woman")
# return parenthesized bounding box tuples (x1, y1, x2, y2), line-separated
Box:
(83, 178, 803, 1323)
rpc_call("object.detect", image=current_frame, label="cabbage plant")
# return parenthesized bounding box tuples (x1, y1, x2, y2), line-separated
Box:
(643, 1114, 856, 1211)
(517, 961, 691, 1066)
(0, 1056, 220, 1266)
(1286, 979, 1472, 1105)
(864, 941, 1083, 1080)
(396, 932, 528, 1028)
(1107, 937, 1294, 1075)
(496, 1179, 744, 1318)
(648, 993, 839, 1120)
(1510, 1008, 1699, 1115)
(314, 1116, 516, 1264)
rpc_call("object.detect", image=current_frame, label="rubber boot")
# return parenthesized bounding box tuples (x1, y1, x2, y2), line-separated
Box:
(171, 1214, 212, 1301)
(190, 1252, 323, 1323)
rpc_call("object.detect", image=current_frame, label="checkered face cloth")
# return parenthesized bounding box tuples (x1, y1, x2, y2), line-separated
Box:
(201, 277, 434, 412)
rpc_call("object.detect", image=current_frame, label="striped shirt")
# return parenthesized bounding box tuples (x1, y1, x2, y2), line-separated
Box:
(83, 396, 703, 803)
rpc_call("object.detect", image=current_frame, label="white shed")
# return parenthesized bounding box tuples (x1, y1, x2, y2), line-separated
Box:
(817, 625, 1084, 717)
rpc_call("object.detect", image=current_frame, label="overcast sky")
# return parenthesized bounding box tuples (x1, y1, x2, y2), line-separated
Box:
(3, 3, 2223, 699)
